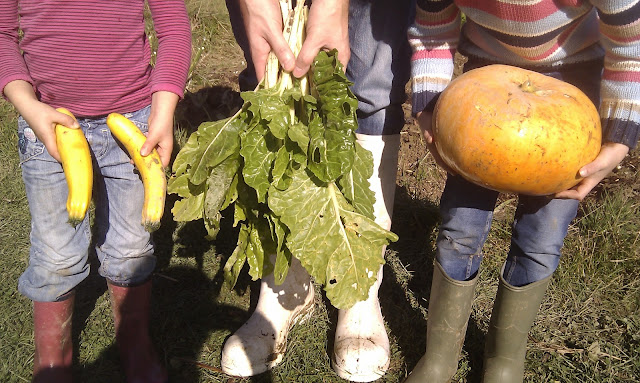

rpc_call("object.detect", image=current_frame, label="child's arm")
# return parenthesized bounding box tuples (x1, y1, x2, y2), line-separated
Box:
(409, 0, 461, 117)
(1, 1, 78, 162)
(4, 79, 79, 163)
(143, 0, 192, 168)
(141, 90, 179, 168)
(556, 1, 640, 201)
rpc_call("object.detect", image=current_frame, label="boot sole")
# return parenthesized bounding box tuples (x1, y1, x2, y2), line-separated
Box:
(331, 357, 389, 383)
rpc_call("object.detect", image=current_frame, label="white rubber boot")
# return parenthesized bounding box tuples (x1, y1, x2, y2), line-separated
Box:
(331, 133, 400, 382)
(221, 257, 315, 377)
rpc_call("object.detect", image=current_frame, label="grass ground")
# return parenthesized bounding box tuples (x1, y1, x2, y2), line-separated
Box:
(1, 1, 639, 382)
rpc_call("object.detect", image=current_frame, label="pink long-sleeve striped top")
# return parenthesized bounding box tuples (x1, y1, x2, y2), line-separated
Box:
(410, 0, 640, 149)
(0, 0, 192, 117)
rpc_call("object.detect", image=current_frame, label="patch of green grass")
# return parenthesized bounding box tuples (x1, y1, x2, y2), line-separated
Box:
(0, 100, 34, 383)
(528, 193, 640, 382)
(184, 0, 245, 90)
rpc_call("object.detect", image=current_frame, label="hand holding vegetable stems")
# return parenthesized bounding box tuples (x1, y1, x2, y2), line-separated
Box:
(418, 109, 631, 201)
(237, 0, 350, 80)
(3, 79, 79, 162)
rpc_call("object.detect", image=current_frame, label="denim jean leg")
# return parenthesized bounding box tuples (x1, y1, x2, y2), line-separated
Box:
(503, 196, 579, 286)
(348, 0, 414, 136)
(436, 175, 500, 281)
(17, 118, 91, 302)
(91, 106, 156, 286)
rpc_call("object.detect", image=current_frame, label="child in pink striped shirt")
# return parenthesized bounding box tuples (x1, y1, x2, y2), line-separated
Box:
(0, 1, 191, 381)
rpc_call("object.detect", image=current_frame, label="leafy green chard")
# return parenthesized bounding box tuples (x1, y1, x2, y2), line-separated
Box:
(168, 1, 397, 309)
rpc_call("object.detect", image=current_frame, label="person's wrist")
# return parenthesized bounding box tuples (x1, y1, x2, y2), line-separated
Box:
(4, 80, 38, 111)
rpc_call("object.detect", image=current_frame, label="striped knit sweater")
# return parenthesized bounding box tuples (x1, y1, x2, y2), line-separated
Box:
(410, 0, 640, 149)
(0, 0, 191, 117)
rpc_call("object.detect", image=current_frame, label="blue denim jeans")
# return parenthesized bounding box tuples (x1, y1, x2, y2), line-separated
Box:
(17, 106, 157, 302)
(346, 0, 414, 135)
(437, 175, 579, 286)
(437, 58, 602, 286)
(225, 0, 414, 135)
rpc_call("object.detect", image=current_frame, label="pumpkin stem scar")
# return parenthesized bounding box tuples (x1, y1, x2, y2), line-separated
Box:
(519, 78, 539, 93)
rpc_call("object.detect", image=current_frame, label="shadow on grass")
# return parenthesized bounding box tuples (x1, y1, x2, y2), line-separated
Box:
(383, 185, 439, 370)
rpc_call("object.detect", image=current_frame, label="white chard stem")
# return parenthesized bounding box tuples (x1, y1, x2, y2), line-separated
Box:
(265, 0, 308, 95)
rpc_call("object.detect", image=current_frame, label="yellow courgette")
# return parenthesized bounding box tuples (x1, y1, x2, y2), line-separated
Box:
(106, 112, 166, 232)
(55, 107, 93, 226)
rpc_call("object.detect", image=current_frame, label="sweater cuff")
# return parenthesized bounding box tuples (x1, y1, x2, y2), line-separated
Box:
(603, 118, 640, 149)
(411, 90, 441, 116)
(600, 100, 640, 149)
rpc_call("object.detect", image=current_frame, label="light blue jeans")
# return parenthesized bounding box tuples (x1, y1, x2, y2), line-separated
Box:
(437, 57, 602, 286)
(225, 0, 414, 135)
(17, 106, 157, 302)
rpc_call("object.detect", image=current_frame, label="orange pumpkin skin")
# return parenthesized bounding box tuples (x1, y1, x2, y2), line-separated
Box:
(433, 64, 602, 196)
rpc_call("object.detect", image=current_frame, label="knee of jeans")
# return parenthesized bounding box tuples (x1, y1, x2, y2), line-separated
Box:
(30, 223, 91, 266)
(34, 244, 90, 272)
(511, 229, 565, 262)
(19, 251, 90, 301)
(30, 225, 91, 260)
(505, 240, 562, 283)
(98, 250, 156, 286)
(438, 230, 485, 256)
(436, 251, 481, 281)
(502, 255, 557, 286)
(436, 233, 484, 278)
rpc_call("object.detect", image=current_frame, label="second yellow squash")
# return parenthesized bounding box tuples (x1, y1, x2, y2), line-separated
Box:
(106, 112, 166, 232)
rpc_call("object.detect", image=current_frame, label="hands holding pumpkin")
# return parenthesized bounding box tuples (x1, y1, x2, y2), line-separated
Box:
(237, 0, 349, 80)
(418, 107, 630, 202)
(4, 79, 79, 163)
(416, 111, 456, 175)
(555, 142, 630, 201)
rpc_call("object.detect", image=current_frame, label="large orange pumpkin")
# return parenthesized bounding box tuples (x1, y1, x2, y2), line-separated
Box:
(433, 64, 602, 196)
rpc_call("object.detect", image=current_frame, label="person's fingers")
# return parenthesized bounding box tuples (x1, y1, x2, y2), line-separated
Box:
(270, 37, 296, 73)
(53, 111, 80, 129)
(292, 43, 317, 78)
(41, 132, 61, 162)
(554, 178, 596, 201)
(139, 136, 157, 157)
(291, 39, 349, 78)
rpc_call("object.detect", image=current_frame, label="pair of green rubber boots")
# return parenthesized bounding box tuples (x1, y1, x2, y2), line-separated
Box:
(405, 262, 551, 383)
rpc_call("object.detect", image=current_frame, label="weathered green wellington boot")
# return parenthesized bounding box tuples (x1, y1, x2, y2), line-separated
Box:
(482, 273, 552, 383)
(404, 261, 478, 383)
